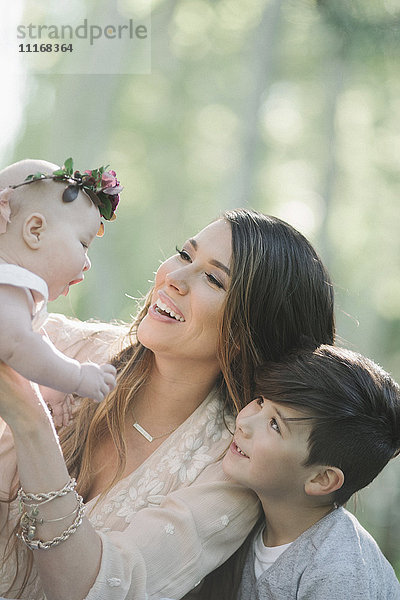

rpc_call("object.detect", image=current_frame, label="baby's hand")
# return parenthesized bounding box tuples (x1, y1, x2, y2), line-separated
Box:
(75, 362, 117, 402)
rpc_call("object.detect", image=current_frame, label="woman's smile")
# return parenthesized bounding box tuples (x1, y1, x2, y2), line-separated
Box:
(152, 290, 185, 322)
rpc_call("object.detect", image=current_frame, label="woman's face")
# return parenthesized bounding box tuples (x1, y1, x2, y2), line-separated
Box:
(137, 219, 232, 369)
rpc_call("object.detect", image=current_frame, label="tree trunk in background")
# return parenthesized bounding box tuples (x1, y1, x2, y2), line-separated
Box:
(228, 0, 283, 208)
(317, 40, 347, 269)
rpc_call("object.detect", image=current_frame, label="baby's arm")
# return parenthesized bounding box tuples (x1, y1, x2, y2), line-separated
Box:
(0, 285, 116, 401)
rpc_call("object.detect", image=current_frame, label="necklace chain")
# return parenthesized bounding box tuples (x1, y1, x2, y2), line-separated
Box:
(131, 410, 179, 443)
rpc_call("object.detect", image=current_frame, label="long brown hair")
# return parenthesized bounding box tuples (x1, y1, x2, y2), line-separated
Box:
(218, 209, 335, 411)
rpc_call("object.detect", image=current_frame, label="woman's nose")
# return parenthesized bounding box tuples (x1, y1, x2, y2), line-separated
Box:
(165, 268, 189, 294)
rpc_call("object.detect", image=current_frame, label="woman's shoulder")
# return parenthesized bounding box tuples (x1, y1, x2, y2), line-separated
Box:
(43, 313, 132, 363)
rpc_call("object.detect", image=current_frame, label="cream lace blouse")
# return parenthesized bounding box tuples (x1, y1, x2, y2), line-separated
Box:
(0, 314, 260, 600)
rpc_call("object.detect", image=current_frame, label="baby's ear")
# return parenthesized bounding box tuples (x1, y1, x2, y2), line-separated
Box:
(22, 213, 47, 249)
(305, 466, 344, 497)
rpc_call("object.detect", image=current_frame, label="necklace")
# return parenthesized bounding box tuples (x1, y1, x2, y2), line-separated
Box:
(131, 410, 179, 443)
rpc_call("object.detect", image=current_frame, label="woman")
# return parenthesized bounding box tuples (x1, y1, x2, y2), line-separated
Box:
(0, 209, 335, 600)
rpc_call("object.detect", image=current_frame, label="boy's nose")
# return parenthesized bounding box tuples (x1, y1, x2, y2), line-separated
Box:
(236, 415, 252, 438)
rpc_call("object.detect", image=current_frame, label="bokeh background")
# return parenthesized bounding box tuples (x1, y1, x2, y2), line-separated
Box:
(1, 0, 399, 576)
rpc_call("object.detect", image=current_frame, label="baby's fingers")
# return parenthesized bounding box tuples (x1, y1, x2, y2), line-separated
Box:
(104, 372, 116, 391)
(100, 364, 117, 377)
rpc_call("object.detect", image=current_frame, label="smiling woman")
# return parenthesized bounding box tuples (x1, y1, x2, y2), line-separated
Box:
(137, 220, 232, 369)
(0, 208, 335, 600)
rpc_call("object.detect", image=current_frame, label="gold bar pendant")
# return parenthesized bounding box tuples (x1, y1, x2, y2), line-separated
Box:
(133, 422, 153, 442)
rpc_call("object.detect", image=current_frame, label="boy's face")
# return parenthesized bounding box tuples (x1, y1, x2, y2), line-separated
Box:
(223, 397, 315, 502)
(38, 189, 101, 301)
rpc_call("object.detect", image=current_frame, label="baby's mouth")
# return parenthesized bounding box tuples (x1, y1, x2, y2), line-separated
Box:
(62, 278, 83, 296)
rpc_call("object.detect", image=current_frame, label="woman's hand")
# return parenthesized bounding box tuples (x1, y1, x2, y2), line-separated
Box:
(39, 386, 75, 428)
(0, 364, 102, 600)
(0, 362, 51, 431)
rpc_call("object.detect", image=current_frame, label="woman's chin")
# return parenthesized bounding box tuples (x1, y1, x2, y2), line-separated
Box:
(136, 316, 162, 351)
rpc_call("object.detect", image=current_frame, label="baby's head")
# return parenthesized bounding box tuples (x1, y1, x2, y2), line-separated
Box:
(0, 159, 113, 300)
(223, 345, 400, 507)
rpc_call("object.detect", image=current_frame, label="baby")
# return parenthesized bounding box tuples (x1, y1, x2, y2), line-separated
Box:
(0, 158, 122, 414)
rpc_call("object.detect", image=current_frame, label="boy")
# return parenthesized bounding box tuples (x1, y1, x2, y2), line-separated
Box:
(221, 345, 400, 599)
(0, 158, 122, 415)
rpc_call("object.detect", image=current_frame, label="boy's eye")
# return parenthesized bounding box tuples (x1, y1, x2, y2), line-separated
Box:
(176, 246, 191, 262)
(81, 242, 88, 249)
(270, 418, 281, 434)
(256, 397, 264, 407)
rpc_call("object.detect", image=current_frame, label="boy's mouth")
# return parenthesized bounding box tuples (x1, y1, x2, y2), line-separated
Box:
(233, 440, 249, 458)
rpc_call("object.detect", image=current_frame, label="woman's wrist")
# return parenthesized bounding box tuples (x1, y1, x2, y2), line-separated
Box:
(6, 386, 53, 436)
(13, 414, 69, 496)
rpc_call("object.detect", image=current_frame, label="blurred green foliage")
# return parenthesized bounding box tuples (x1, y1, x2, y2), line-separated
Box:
(3, 0, 400, 576)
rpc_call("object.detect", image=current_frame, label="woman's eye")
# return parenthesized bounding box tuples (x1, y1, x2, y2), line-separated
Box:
(81, 242, 88, 249)
(270, 418, 281, 434)
(176, 246, 191, 262)
(256, 397, 264, 407)
(205, 273, 224, 289)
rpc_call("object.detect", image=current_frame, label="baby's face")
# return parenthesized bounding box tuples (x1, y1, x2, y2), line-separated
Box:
(38, 189, 101, 300)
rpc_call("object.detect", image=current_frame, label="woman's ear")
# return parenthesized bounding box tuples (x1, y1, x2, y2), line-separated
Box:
(22, 213, 47, 249)
(305, 466, 344, 497)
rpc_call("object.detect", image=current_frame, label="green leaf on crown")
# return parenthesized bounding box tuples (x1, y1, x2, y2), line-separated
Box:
(63, 158, 74, 175)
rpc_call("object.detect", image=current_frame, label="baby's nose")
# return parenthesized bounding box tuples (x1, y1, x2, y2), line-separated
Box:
(83, 255, 91, 271)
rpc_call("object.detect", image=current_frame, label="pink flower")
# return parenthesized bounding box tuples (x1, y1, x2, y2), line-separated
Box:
(101, 171, 118, 190)
(84, 169, 101, 185)
(0, 188, 12, 234)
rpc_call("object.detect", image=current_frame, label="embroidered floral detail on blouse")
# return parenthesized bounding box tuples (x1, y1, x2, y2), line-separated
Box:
(221, 515, 229, 527)
(164, 522, 175, 535)
(89, 513, 106, 529)
(163, 435, 213, 483)
(107, 577, 122, 587)
(86, 393, 233, 532)
(205, 400, 233, 442)
(113, 468, 166, 523)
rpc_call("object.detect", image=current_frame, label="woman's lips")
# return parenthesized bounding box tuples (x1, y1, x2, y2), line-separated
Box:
(148, 304, 184, 323)
(157, 290, 185, 321)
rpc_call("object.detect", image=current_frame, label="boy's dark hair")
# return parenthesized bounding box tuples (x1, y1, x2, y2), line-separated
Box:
(255, 345, 400, 505)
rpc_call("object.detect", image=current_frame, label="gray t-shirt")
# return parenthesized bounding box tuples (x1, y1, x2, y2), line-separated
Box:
(238, 507, 400, 599)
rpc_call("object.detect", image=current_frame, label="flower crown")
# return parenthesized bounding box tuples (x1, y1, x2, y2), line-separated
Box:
(7, 158, 122, 237)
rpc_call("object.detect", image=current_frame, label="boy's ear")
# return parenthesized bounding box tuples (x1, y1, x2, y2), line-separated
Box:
(305, 466, 344, 497)
(22, 213, 47, 249)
